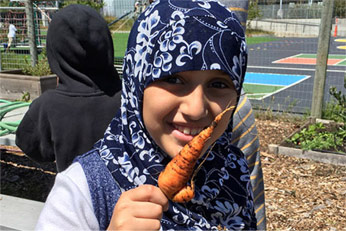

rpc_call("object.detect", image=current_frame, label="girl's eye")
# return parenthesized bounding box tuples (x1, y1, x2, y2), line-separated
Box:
(210, 81, 229, 89)
(163, 75, 183, 84)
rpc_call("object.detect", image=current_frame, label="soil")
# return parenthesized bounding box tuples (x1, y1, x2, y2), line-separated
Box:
(1, 118, 345, 230)
(0, 147, 56, 202)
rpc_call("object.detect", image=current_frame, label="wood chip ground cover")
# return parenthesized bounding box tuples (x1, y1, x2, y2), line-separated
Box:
(256, 119, 346, 230)
(1, 118, 345, 229)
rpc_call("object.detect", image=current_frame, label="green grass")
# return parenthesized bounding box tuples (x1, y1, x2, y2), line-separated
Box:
(112, 32, 130, 58)
(246, 36, 279, 45)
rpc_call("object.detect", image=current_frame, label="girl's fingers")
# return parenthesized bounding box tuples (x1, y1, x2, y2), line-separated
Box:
(133, 218, 161, 230)
(111, 217, 161, 231)
(107, 185, 169, 230)
(131, 202, 164, 219)
(125, 185, 169, 211)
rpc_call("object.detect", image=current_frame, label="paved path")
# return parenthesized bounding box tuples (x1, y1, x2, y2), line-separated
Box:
(1, 103, 42, 231)
(0, 194, 44, 231)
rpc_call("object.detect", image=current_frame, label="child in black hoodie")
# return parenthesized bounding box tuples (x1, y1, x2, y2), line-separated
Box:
(16, 4, 122, 172)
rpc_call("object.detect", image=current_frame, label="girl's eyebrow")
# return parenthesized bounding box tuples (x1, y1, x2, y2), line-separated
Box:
(214, 73, 229, 78)
(171, 73, 182, 78)
(213, 73, 232, 80)
(161, 73, 181, 78)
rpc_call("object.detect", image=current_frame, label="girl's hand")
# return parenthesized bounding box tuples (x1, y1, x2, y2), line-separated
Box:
(107, 184, 169, 231)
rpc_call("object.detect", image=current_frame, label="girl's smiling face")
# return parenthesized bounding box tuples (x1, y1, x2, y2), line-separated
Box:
(143, 70, 238, 158)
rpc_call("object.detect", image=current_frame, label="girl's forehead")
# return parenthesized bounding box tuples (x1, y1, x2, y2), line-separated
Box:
(171, 70, 230, 79)
(176, 69, 227, 75)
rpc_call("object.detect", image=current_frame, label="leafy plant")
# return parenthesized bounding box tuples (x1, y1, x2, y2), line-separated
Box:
(287, 78, 346, 153)
(322, 76, 346, 123)
(21, 92, 31, 102)
(247, 0, 262, 29)
(22, 49, 52, 76)
(288, 122, 346, 153)
(334, 0, 346, 18)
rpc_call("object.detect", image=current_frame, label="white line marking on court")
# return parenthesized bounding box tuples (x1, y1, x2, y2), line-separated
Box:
(272, 53, 302, 64)
(247, 65, 346, 73)
(247, 75, 311, 101)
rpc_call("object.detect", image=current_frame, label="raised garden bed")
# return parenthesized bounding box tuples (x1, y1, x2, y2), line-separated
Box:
(0, 145, 56, 202)
(268, 118, 346, 166)
(0, 70, 57, 101)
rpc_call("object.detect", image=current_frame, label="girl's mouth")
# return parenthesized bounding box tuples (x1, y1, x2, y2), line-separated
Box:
(171, 124, 204, 143)
(174, 125, 204, 136)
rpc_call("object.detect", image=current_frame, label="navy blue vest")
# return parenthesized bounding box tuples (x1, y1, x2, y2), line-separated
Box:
(75, 150, 122, 230)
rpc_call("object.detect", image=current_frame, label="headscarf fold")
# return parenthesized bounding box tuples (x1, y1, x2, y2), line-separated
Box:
(95, 0, 256, 229)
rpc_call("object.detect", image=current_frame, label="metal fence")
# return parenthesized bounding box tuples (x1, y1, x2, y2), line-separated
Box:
(246, 1, 345, 114)
(0, 1, 143, 71)
(258, 3, 324, 19)
(0, 4, 58, 71)
(102, 0, 137, 18)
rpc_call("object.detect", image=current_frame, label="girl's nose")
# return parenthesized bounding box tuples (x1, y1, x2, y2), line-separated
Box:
(180, 86, 208, 121)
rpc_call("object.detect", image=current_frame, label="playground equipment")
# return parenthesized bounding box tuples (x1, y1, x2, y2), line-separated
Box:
(0, 4, 58, 47)
(108, 0, 150, 30)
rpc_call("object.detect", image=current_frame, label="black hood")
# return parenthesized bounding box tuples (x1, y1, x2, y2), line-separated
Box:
(46, 4, 121, 95)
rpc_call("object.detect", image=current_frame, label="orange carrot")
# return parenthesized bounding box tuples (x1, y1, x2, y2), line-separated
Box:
(158, 106, 235, 203)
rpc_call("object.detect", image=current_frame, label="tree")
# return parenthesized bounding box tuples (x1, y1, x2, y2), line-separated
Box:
(334, 0, 345, 18)
(60, 0, 104, 12)
(247, 0, 262, 28)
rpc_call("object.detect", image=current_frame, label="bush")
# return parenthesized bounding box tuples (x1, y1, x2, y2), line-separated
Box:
(22, 49, 52, 76)
(322, 77, 346, 123)
(287, 79, 346, 153)
(289, 122, 345, 153)
(247, 0, 262, 29)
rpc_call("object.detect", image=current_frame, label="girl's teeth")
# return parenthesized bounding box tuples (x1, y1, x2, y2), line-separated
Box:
(191, 128, 199, 135)
(176, 125, 202, 135)
(183, 127, 190, 135)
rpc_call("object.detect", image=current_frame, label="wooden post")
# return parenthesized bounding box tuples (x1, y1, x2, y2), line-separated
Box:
(25, 0, 38, 67)
(0, 49, 2, 71)
(311, 0, 334, 118)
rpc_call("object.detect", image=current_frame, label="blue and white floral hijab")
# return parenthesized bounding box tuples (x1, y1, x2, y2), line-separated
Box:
(96, 0, 256, 229)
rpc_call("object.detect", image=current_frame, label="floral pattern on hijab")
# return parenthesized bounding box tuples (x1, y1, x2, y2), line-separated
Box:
(94, 0, 256, 229)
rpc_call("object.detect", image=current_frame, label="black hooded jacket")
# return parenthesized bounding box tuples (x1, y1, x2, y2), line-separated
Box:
(15, 5, 122, 172)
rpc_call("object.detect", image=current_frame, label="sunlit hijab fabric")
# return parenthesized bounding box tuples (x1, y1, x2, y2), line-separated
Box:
(95, 0, 256, 229)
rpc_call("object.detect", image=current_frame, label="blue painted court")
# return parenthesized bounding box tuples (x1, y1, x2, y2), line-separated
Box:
(243, 72, 310, 100)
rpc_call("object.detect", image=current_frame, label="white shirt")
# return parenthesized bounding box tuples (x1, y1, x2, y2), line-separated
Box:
(35, 163, 100, 230)
(8, 24, 17, 38)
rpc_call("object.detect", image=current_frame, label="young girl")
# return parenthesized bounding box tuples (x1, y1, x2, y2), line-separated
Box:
(36, 0, 257, 230)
